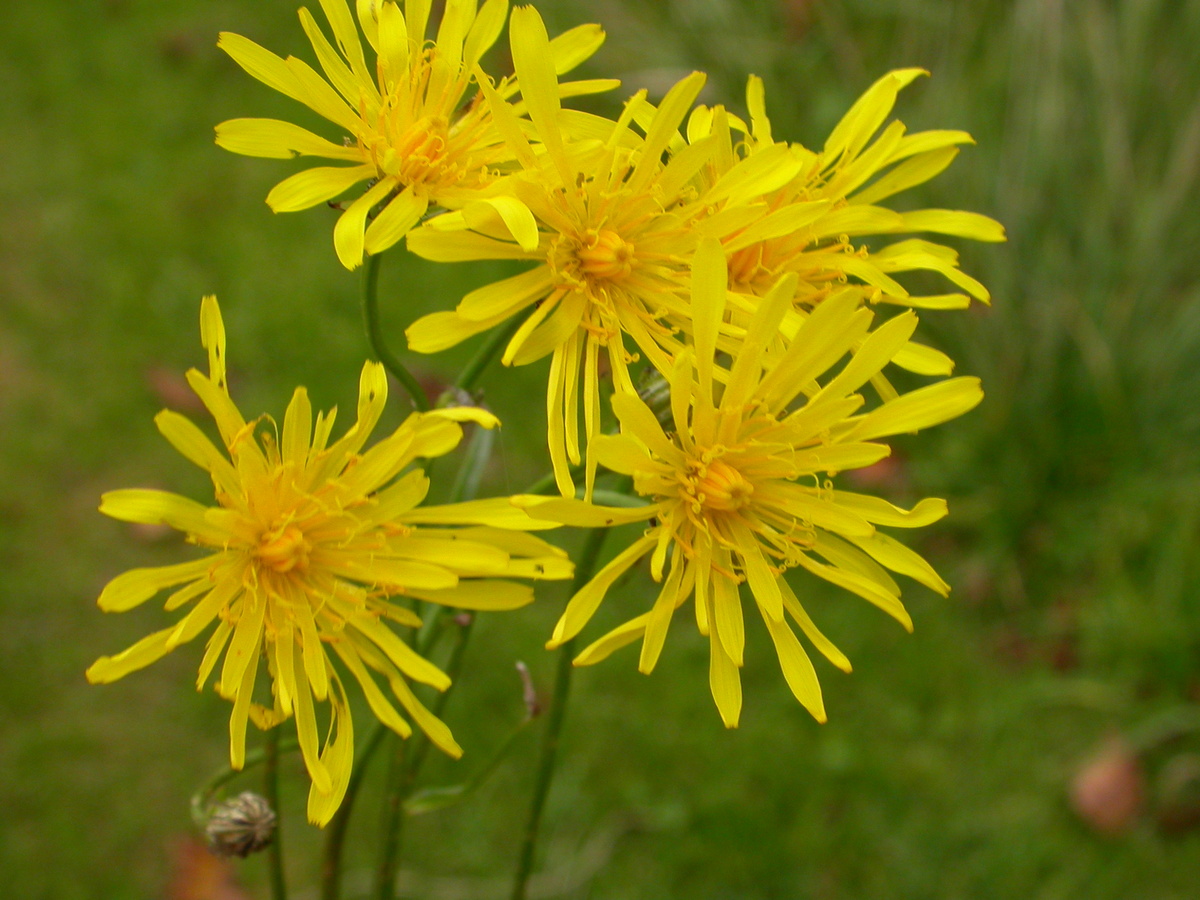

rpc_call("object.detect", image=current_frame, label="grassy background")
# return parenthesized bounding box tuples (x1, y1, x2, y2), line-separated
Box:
(3, 0, 1200, 897)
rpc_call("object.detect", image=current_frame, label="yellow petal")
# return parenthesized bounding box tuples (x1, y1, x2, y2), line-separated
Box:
(463, 196, 540, 252)
(199, 294, 227, 389)
(386, 667, 463, 758)
(333, 177, 397, 269)
(406, 310, 492, 353)
(628, 71, 707, 194)
(509, 6, 570, 181)
(155, 411, 241, 498)
(266, 164, 375, 212)
(712, 572, 744, 666)
(897, 209, 1006, 242)
(611, 392, 683, 466)
(708, 616, 742, 728)
(352, 616, 450, 690)
(794, 553, 913, 632)
(289, 648, 333, 793)
(591, 433, 651, 476)
(333, 640, 413, 737)
(376, 0, 409, 82)
(845, 376, 983, 441)
(218, 594, 266, 699)
(892, 340, 954, 377)
(318, 0, 372, 84)
(403, 497, 561, 530)
(723, 199, 832, 252)
(691, 237, 727, 402)
(185, 370, 247, 447)
(99, 489, 227, 544)
(733, 524, 782, 621)
(364, 186, 428, 255)
(779, 577, 852, 673)
(548, 533, 658, 647)
(85, 627, 176, 684)
(547, 22, 605, 75)
(853, 147, 958, 206)
(745, 74, 772, 144)
(574, 613, 651, 666)
(408, 222, 538, 261)
(227, 639, 261, 772)
(791, 442, 891, 475)
(215, 117, 363, 161)
(511, 495, 658, 528)
(282, 387, 313, 467)
(407, 580, 534, 610)
(830, 492, 947, 528)
(761, 601, 826, 722)
(638, 553, 686, 674)
(706, 142, 802, 205)
(97, 557, 214, 612)
(456, 265, 553, 322)
(847, 531, 950, 596)
(196, 619, 234, 690)
(824, 68, 927, 164)
(299, 6, 369, 112)
(463, 0, 507, 66)
(307, 685, 354, 826)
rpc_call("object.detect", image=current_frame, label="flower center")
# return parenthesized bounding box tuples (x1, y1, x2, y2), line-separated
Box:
(256, 523, 310, 574)
(377, 114, 453, 187)
(728, 243, 766, 288)
(576, 229, 635, 283)
(691, 458, 754, 512)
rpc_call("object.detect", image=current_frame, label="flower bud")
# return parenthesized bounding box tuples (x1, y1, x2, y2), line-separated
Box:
(204, 791, 277, 858)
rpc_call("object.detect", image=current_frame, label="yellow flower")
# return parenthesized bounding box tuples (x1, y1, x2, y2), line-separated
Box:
(515, 240, 982, 727)
(216, 0, 616, 269)
(87, 296, 570, 825)
(406, 8, 800, 500)
(698, 70, 1005, 321)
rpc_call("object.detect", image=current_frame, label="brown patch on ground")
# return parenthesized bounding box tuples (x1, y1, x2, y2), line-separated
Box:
(164, 836, 252, 900)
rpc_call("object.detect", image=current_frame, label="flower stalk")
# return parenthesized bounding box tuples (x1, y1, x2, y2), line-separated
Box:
(361, 251, 430, 411)
(264, 726, 288, 900)
(510, 525, 609, 900)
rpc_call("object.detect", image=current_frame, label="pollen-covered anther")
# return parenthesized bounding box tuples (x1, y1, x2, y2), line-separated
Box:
(379, 115, 453, 187)
(696, 459, 754, 512)
(576, 229, 636, 282)
(256, 523, 310, 574)
(728, 244, 765, 287)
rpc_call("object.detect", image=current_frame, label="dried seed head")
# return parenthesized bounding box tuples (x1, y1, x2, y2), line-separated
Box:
(204, 791, 277, 858)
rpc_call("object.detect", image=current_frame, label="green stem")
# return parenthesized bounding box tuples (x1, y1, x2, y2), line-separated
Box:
(190, 738, 300, 828)
(362, 252, 430, 412)
(455, 316, 524, 392)
(264, 727, 288, 900)
(510, 526, 608, 900)
(373, 609, 475, 899)
(374, 735, 409, 900)
(320, 721, 389, 900)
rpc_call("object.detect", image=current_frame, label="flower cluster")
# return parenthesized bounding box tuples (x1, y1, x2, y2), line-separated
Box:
(91, 0, 1003, 825)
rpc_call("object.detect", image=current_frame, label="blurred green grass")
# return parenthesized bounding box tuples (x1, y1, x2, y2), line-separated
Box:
(3, 0, 1200, 897)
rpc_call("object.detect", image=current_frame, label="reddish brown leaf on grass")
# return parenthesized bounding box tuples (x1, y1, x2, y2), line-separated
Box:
(1070, 736, 1145, 835)
(165, 836, 251, 900)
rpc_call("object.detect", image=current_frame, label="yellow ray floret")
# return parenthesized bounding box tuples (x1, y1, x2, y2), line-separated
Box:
(87, 295, 570, 826)
(515, 240, 981, 728)
(216, 0, 617, 269)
